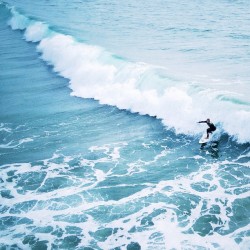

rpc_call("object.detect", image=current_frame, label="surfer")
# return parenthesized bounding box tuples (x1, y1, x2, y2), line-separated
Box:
(198, 118, 216, 139)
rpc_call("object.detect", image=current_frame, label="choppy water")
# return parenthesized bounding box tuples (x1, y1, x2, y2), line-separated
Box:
(0, 1, 250, 249)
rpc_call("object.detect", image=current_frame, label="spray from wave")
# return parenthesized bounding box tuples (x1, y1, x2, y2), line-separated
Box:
(5, 4, 250, 143)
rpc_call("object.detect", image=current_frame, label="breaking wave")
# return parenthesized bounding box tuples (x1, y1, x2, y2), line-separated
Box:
(6, 4, 250, 143)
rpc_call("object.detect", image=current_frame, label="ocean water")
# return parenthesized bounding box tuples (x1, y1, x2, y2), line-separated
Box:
(0, 0, 250, 249)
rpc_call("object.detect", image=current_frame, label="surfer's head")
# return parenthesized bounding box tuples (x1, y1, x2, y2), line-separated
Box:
(207, 118, 210, 123)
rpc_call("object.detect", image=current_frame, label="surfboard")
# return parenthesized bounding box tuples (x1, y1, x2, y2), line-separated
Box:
(199, 133, 211, 144)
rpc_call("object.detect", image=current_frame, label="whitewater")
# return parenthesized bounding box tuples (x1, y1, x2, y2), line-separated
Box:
(0, 0, 250, 249)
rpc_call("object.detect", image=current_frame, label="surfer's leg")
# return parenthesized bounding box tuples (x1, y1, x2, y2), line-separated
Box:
(206, 128, 212, 139)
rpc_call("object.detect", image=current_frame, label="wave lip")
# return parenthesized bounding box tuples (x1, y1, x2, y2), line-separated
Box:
(6, 5, 250, 143)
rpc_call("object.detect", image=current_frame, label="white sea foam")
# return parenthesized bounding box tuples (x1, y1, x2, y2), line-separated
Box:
(0, 123, 12, 133)
(7, 7, 250, 144)
(7, 7, 29, 30)
(19, 137, 33, 144)
(0, 137, 33, 149)
(24, 21, 50, 42)
(1, 144, 249, 249)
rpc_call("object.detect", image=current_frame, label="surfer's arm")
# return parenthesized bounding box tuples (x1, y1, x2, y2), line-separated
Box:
(198, 121, 207, 123)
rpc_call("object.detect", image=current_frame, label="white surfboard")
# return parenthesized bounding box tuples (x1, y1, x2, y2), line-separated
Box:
(199, 133, 211, 144)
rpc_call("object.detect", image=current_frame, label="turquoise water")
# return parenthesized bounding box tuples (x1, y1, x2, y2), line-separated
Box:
(0, 1, 250, 249)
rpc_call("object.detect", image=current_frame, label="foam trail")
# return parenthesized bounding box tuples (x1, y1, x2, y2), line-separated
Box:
(7, 6, 250, 143)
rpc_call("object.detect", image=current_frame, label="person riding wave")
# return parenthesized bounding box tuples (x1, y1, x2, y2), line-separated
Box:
(198, 118, 216, 139)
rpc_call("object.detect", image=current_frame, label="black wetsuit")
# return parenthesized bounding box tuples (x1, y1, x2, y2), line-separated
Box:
(199, 121, 216, 135)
